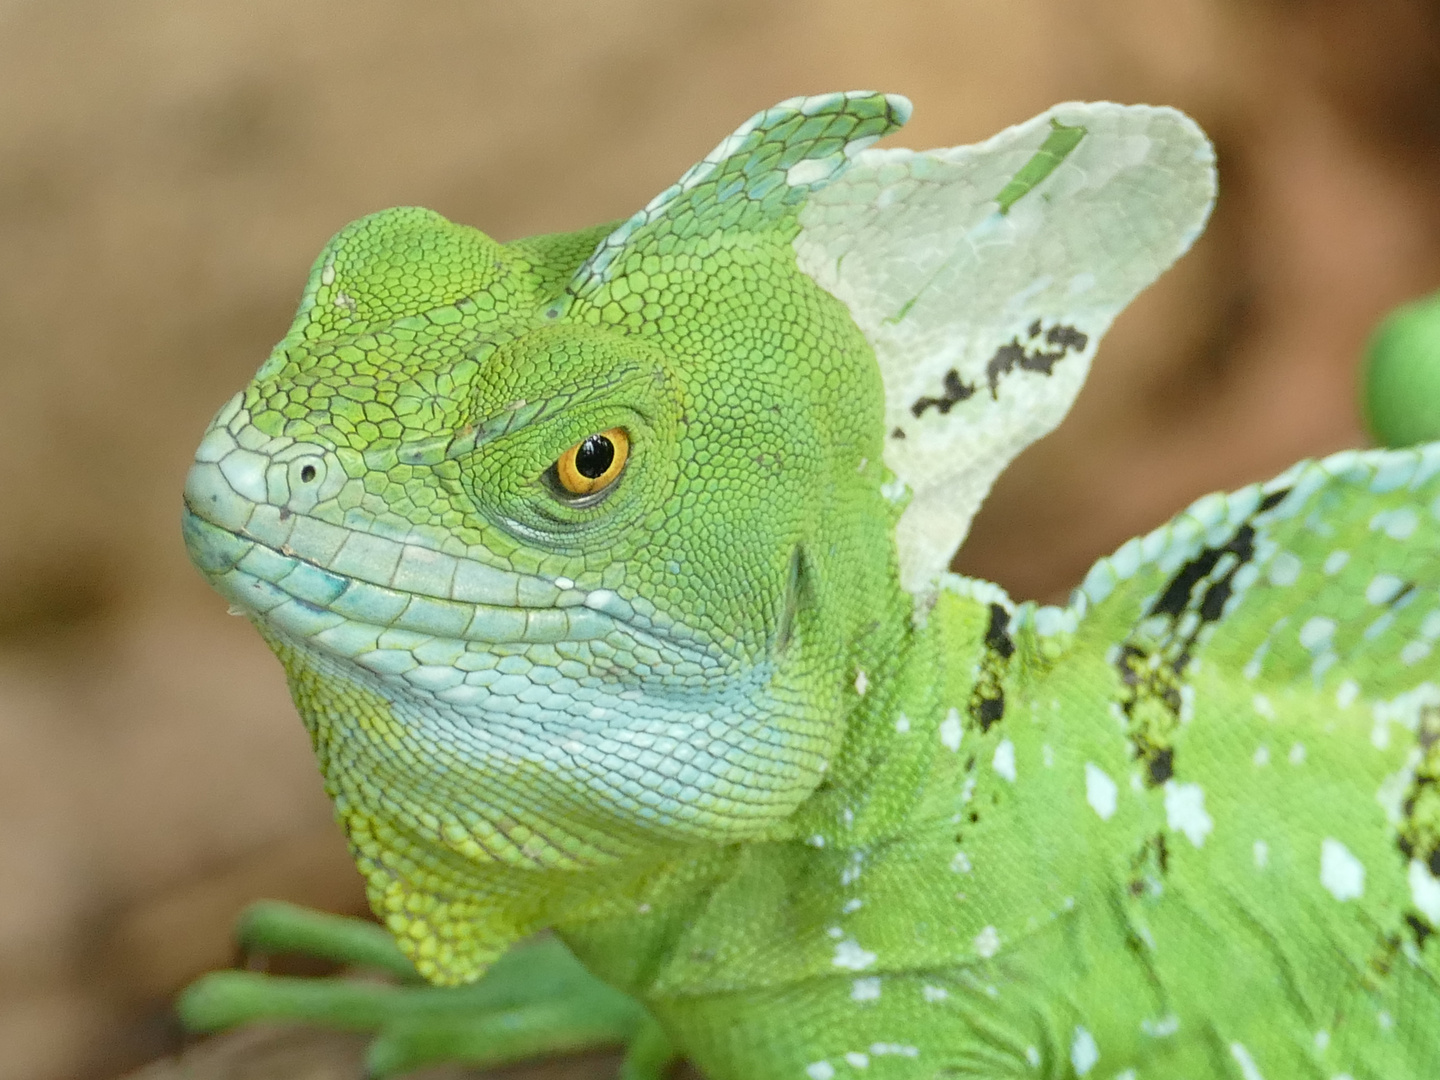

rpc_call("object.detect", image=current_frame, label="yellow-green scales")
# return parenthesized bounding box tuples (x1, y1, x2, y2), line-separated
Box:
(180, 92, 1440, 1077)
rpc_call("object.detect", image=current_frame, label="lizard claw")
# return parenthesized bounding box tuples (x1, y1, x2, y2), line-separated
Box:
(177, 901, 670, 1078)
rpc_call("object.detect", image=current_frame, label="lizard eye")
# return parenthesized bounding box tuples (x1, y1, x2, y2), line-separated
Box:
(553, 428, 629, 496)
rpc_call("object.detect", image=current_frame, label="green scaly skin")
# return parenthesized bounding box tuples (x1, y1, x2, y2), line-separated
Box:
(180, 92, 1440, 1077)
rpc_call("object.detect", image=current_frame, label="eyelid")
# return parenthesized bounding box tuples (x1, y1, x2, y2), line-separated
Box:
(439, 369, 649, 463)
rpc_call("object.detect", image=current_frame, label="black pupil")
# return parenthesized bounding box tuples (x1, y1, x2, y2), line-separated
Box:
(574, 434, 615, 479)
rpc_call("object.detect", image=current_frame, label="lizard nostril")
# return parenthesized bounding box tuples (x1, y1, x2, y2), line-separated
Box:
(300, 465, 317, 483)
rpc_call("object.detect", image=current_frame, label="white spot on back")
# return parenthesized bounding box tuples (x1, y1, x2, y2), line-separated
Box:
(1402, 640, 1431, 666)
(1288, 743, 1306, 765)
(806, 1063, 835, 1080)
(1229, 1042, 1265, 1080)
(868, 1044, 918, 1058)
(1314, 1029, 1330, 1052)
(1141, 1014, 1180, 1038)
(1085, 763, 1118, 821)
(894, 713, 910, 733)
(1253, 745, 1270, 767)
(993, 739, 1017, 782)
(939, 707, 962, 751)
(1254, 840, 1270, 869)
(850, 977, 881, 1002)
(843, 1051, 869, 1068)
(1336, 679, 1360, 709)
(1267, 551, 1302, 586)
(1070, 1026, 1099, 1075)
(1299, 617, 1336, 651)
(1323, 550, 1349, 575)
(1252, 694, 1275, 719)
(950, 850, 973, 873)
(1320, 837, 1365, 901)
(1409, 859, 1440, 922)
(854, 670, 869, 696)
(831, 939, 876, 970)
(1165, 781, 1214, 847)
(974, 925, 1000, 958)
(922, 984, 949, 1003)
(842, 897, 863, 914)
(1366, 573, 1405, 605)
(1371, 506, 1419, 540)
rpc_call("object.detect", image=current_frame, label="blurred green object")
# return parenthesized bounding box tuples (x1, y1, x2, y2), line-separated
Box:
(1364, 288, 1440, 447)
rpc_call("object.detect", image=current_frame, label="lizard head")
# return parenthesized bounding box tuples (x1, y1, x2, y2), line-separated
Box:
(182, 93, 1215, 980)
(182, 95, 915, 876)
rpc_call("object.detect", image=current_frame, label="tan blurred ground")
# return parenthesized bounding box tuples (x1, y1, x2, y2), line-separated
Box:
(0, 1, 1438, 1078)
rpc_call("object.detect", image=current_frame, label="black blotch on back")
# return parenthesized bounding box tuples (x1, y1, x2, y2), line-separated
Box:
(975, 696, 1004, 731)
(1152, 523, 1257, 627)
(1127, 832, 1170, 895)
(1115, 492, 1291, 791)
(1396, 705, 1440, 954)
(984, 603, 1016, 659)
(1257, 487, 1291, 513)
(1146, 748, 1174, 786)
(1407, 912, 1434, 949)
(969, 604, 1015, 733)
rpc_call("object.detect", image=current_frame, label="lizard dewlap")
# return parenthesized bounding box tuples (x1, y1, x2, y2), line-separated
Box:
(182, 92, 1440, 1077)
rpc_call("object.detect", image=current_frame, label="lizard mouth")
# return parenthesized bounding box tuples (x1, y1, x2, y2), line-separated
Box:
(181, 440, 699, 681)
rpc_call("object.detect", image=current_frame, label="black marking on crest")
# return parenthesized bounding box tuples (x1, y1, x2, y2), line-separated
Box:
(984, 323, 1089, 398)
(969, 604, 1014, 733)
(891, 427, 907, 440)
(909, 321, 1090, 417)
(910, 369, 977, 418)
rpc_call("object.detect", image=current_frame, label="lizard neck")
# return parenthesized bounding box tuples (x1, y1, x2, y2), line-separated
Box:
(786, 576, 1022, 851)
(559, 577, 1044, 1001)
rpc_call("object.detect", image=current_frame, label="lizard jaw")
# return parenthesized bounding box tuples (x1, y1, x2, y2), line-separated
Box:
(180, 398, 832, 852)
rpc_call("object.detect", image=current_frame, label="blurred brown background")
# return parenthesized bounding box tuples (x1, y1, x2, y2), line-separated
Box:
(1, 1, 1438, 1078)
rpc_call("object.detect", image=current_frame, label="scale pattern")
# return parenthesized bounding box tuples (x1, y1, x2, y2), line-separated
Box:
(181, 92, 1440, 1076)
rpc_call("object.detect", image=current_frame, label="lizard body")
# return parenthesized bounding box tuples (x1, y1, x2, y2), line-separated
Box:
(181, 93, 1440, 1077)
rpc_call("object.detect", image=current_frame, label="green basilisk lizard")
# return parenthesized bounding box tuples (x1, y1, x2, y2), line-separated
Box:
(178, 92, 1440, 1077)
